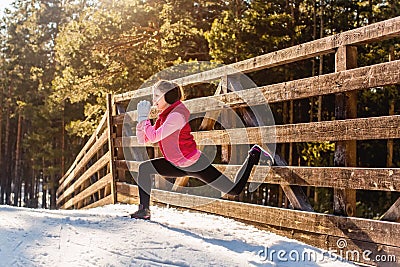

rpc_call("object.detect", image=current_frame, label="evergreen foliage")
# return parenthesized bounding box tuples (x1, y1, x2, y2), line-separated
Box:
(0, 0, 398, 215)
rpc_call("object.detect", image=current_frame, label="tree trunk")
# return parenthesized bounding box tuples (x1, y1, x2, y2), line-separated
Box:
(4, 86, 12, 205)
(0, 87, 3, 205)
(24, 166, 30, 207)
(50, 173, 57, 209)
(26, 165, 36, 208)
(34, 168, 40, 208)
(42, 157, 47, 208)
(61, 102, 65, 175)
(42, 184, 47, 209)
(13, 113, 23, 206)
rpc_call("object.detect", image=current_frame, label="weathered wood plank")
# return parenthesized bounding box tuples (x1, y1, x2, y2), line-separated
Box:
(106, 94, 117, 204)
(61, 173, 112, 210)
(117, 193, 139, 205)
(268, 166, 400, 192)
(116, 182, 400, 248)
(114, 17, 400, 103)
(270, 143, 313, 212)
(116, 161, 400, 192)
(280, 185, 314, 211)
(170, 177, 189, 192)
(196, 115, 400, 144)
(116, 159, 140, 172)
(57, 152, 110, 206)
(59, 113, 107, 185)
(81, 194, 114, 210)
(381, 197, 400, 223)
(171, 177, 190, 192)
(57, 131, 108, 196)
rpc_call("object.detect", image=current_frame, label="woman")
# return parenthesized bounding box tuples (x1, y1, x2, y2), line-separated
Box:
(131, 80, 272, 220)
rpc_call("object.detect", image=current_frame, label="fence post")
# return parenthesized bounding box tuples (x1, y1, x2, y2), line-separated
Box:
(333, 45, 357, 216)
(106, 93, 117, 204)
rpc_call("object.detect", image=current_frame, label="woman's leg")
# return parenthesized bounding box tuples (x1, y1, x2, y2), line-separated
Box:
(136, 158, 187, 209)
(184, 154, 235, 194)
(183, 151, 260, 195)
(228, 148, 261, 195)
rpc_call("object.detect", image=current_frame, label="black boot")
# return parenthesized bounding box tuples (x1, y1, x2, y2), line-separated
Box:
(130, 204, 151, 220)
(247, 145, 274, 192)
(252, 144, 274, 166)
(227, 146, 261, 196)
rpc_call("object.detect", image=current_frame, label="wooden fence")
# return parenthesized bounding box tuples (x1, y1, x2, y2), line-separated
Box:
(57, 17, 400, 266)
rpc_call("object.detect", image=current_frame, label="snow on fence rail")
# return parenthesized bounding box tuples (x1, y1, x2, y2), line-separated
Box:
(56, 16, 400, 266)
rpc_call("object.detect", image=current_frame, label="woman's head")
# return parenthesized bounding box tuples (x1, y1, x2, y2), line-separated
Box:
(152, 80, 184, 111)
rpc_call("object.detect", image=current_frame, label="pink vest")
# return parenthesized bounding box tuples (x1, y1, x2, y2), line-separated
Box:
(155, 101, 198, 165)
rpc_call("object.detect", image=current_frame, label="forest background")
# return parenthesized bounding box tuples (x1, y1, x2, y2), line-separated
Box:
(0, 0, 399, 217)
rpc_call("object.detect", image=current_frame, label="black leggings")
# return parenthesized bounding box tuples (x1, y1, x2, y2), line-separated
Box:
(136, 153, 254, 209)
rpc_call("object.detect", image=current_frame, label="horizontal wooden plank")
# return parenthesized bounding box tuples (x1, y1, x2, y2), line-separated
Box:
(115, 159, 140, 172)
(116, 182, 400, 248)
(113, 107, 154, 125)
(117, 193, 139, 205)
(117, 182, 139, 197)
(114, 17, 400, 103)
(60, 113, 108, 185)
(57, 131, 108, 196)
(57, 151, 110, 206)
(81, 194, 114, 210)
(191, 115, 400, 144)
(61, 173, 112, 210)
(115, 115, 400, 148)
(116, 160, 400, 192)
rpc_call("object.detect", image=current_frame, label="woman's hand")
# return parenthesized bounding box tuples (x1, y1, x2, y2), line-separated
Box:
(137, 100, 151, 123)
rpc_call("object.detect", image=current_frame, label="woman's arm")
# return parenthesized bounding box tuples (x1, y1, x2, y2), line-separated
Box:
(136, 121, 150, 144)
(136, 112, 186, 144)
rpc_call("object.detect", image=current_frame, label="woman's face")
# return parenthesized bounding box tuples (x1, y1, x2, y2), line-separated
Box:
(153, 88, 169, 112)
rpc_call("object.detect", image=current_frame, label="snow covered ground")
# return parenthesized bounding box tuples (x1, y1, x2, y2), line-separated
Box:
(0, 204, 356, 267)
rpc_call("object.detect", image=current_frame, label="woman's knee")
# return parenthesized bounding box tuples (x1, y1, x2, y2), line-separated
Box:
(136, 162, 154, 190)
(138, 160, 155, 176)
